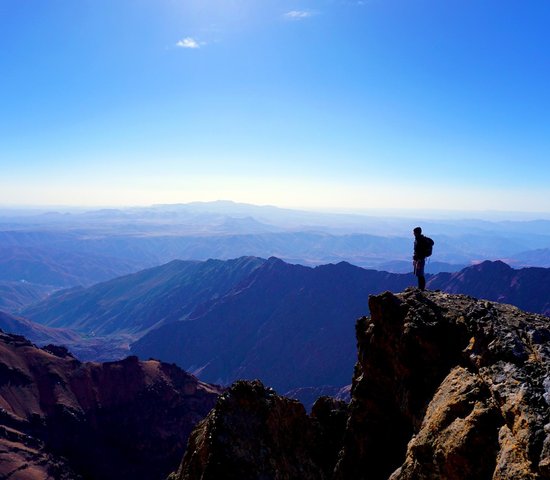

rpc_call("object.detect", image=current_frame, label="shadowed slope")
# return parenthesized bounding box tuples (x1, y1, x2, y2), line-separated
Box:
(132, 258, 414, 391)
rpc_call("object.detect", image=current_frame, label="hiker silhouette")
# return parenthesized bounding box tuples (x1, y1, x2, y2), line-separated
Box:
(413, 227, 434, 291)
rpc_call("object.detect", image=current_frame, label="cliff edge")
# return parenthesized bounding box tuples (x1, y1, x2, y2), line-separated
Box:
(173, 289, 550, 479)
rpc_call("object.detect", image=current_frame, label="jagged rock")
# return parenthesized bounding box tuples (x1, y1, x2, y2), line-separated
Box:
(335, 289, 550, 480)
(310, 396, 349, 477)
(42, 344, 75, 358)
(173, 289, 550, 480)
(169, 380, 328, 480)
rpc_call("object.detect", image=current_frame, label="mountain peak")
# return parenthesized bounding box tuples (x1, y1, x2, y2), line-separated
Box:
(474, 259, 514, 271)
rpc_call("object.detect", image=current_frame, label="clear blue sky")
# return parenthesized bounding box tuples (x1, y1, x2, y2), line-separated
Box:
(1, 0, 549, 212)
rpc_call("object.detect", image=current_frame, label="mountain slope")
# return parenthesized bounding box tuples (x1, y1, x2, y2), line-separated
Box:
(0, 331, 222, 480)
(132, 258, 415, 392)
(23, 256, 265, 335)
(0, 311, 131, 362)
(0, 280, 54, 312)
(0, 310, 81, 345)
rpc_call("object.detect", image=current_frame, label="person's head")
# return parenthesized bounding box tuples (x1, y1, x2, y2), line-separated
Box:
(413, 227, 422, 237)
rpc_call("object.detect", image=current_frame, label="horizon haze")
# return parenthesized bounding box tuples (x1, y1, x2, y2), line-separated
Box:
(2, 200, 550, 222)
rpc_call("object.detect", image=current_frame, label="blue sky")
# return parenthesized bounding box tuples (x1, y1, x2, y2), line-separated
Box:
(1, 0, 549, 213)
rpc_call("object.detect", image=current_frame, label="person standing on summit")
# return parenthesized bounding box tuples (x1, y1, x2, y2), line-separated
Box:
(413, 227, 434, 291)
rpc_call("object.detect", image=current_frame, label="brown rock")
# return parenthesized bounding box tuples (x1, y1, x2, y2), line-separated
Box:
(0, 331, 222, 480)
(336, 289, 550, 480)
(389, 366, 501, 479)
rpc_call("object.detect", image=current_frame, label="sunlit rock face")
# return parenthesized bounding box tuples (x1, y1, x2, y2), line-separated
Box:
(336, 289, 550, 480)
(0, 332, 222, 480)
(173, 289, 550, 480)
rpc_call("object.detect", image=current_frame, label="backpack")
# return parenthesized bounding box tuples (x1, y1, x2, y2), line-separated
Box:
(420, 236, 434, 258)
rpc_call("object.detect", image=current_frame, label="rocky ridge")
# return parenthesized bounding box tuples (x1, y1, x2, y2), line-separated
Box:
(173, 289, 550, 479)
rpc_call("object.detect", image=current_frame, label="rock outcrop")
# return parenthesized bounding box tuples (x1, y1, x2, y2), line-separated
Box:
(169, 380, 348, 480)
(0, 331, 222, 480)
(334, 289, 550, 479)
(173, 289, 550, 479)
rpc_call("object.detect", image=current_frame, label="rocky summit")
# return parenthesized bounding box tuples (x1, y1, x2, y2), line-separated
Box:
(0, 332, 222, 480)
(172, 289, 550, 480)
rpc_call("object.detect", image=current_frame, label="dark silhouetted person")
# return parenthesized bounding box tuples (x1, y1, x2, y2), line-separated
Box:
(413, 226, 433, 291)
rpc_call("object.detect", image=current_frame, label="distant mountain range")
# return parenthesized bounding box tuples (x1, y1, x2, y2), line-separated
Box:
(0, 246, 140, 287)
(510, 247, 550, 268)
(17, 256, 550, 397)
(2, 202, 550, 277)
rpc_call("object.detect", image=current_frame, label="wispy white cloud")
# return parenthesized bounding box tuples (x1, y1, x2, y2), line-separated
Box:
(176, 37, 201, 49)
(284, 10, 315, 20)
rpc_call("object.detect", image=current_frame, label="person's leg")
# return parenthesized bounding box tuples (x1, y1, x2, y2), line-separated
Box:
(418, 274, 426, 291)
(415, 259, 426, 290)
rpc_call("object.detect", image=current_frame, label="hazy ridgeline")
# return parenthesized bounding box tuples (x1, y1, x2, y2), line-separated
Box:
(1, 202, 550, 291)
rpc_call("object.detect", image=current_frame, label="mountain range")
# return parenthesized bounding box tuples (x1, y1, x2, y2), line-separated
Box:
(13, 256, 550, 403)
(131, 258, 413, 392)
(428, 260, 550, 315)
